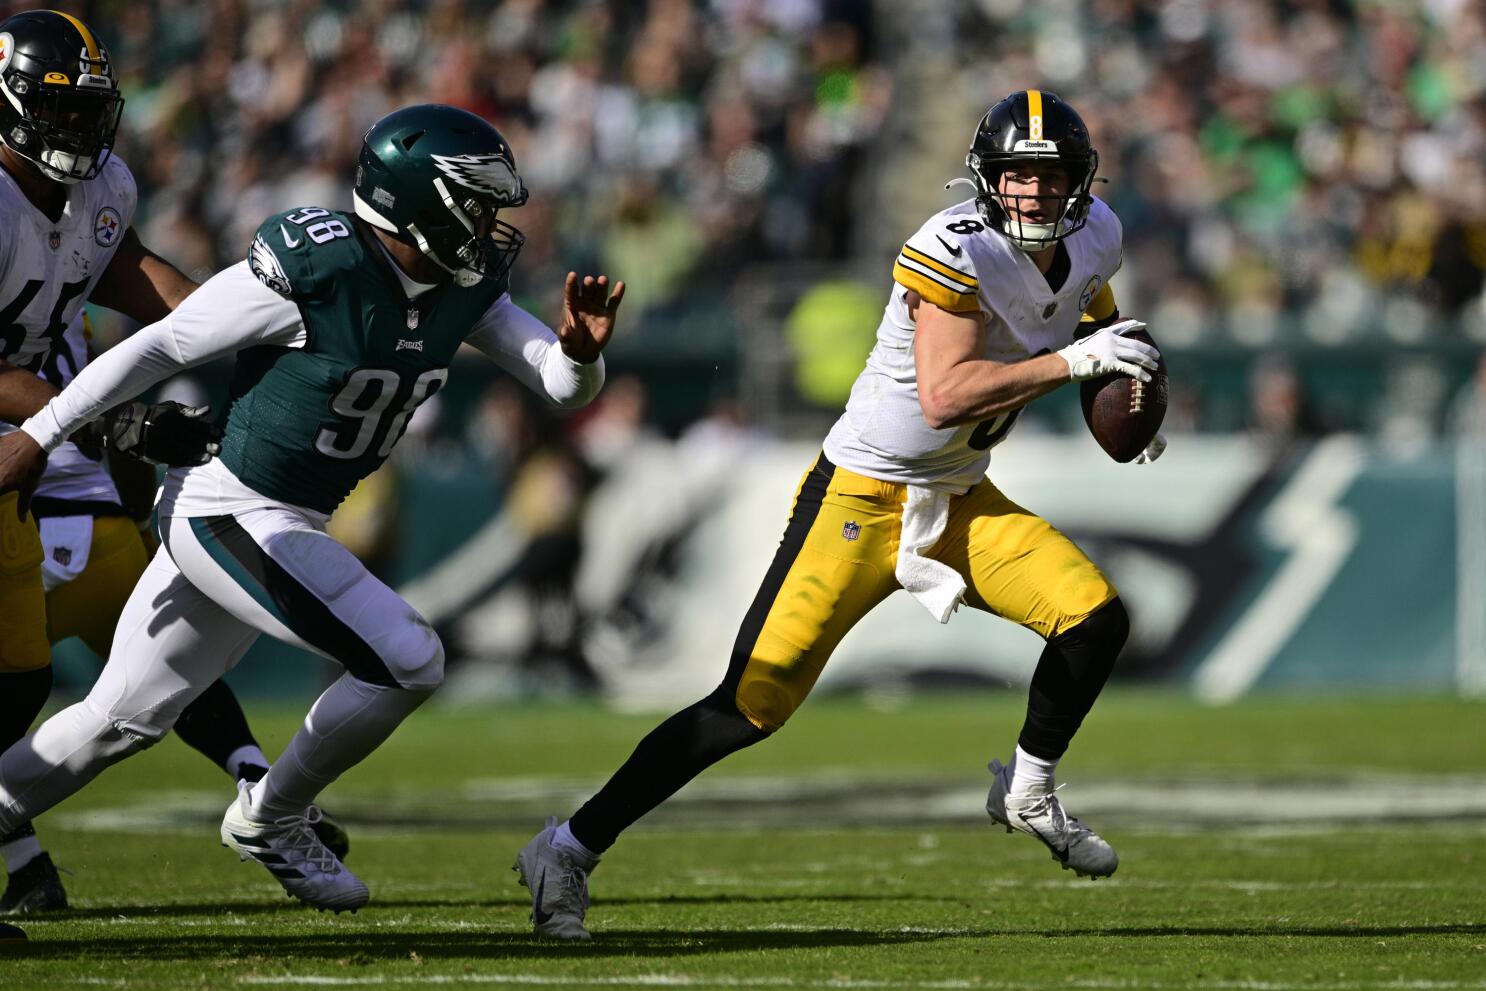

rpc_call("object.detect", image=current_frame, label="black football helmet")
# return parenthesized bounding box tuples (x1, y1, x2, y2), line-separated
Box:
(951, 90, 1098, 253)
(0, 10, 123, 184)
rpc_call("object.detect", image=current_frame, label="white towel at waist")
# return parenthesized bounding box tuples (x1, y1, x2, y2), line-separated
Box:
(894, 485, 966, 623)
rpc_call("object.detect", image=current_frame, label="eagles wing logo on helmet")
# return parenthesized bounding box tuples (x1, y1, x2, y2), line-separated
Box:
(248, 235, 293, 297)
(429, 152, 525, 202)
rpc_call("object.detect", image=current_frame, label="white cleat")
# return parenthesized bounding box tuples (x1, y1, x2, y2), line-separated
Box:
(220, 782, 369, 912)
(513, 817, 594, 939)
(986, 757, 1119, 879)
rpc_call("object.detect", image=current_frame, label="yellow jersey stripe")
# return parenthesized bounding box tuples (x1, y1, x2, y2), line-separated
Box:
(1027, 90, 1043, 141)
(52, 11, 101, 63)
(1079, 282, 1118, 322)
(899, 245, 977, 289)
(895, 256, 976, 296)
(893, 261, 980, 313)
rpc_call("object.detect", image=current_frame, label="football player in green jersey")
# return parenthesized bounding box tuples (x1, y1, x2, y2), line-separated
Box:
(0, 104, 623, 911)
(0, 7, 349, 914)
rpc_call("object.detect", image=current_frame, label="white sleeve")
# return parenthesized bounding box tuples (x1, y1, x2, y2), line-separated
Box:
(463, 293, 605, 409)
(20, 261, 306, 452)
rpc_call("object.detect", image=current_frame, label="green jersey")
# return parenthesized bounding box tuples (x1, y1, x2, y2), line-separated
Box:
(226, 207, 508, 513)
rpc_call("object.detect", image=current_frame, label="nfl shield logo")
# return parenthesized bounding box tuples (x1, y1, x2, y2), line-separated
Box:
(52, 546, 71, 566)
(842, 521, 861, 542)
(407, 308, 420, 329)
(47, 230, 61, 250)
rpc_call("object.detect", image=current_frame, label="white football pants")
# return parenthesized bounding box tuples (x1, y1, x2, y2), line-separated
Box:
(0, 504, 444, 831)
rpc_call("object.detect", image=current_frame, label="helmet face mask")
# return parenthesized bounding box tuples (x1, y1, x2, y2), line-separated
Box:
(353, 106, 529, 288)
(0, 11, 124, 185)
(963, 91, 1098, 254)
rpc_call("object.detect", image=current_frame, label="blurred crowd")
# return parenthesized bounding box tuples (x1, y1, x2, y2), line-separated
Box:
(38, 0, 1486, 436)
(952, 0, 1486, 347)
(65, 0, 886, 341)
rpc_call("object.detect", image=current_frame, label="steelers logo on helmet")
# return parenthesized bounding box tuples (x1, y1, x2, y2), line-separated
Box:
(0, 10, 124, 184)
(954, 90, 1100, 254)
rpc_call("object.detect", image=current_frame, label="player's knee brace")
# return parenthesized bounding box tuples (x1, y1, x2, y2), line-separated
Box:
(380, 621, 445, 692)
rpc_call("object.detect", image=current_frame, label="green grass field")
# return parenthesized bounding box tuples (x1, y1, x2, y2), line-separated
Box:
(3, 691, 1484, 989)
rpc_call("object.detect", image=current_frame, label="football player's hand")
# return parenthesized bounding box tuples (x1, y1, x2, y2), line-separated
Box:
(1057, 319, 1159, 383)
(103, 401, 222, 467)
(1134, 432, 1167, 465)
(558, 272, 625, 364)
(0, 430, 48, 520)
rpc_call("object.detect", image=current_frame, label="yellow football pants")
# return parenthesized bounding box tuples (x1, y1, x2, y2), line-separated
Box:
(0, 492, 48, 672)
(44, 516, 149, 656)
(731, 454, 1118, 731)
(0, 496, 148, 670)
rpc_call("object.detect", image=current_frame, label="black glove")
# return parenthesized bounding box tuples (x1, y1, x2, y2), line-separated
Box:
(98, 401, 222, 467)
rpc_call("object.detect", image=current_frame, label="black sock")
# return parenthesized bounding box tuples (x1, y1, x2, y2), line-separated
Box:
(171, 678, 260, 776)
(0, 820, 37, 848)
(569, 689, 769, 853)
(1017, 597, 1130, 760)
(0, 667, 52, 754)
(0, 666, 53, 848)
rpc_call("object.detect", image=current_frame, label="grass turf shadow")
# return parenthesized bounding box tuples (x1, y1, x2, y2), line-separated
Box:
(11, 926, 967, 961)
(36, 890, 922, 921)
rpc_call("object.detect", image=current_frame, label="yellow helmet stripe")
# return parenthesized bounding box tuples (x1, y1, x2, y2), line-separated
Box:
(1026, 89, 1044, 142)
(50, 10, 101, 64)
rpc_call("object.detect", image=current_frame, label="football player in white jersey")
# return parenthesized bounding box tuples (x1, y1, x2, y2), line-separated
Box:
(0, 9, 345, 914)
(513, 90, 1165, 939)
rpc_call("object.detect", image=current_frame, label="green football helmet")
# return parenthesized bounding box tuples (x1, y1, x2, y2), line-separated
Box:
(352, 104, 529, 287)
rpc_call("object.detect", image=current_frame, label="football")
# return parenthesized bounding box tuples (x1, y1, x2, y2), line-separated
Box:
(1079, 328, 1168, 462)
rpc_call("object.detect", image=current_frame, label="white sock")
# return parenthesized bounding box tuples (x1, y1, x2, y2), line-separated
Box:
(0, 834, 42, 873)
(248, 673, 431, 822)
(1009, 745, 1058, 796)
(551, 820, 599, 869)
(225, 745, 270, 781)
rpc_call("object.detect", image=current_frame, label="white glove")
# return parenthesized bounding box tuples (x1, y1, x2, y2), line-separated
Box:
(1057, 319, 1160, 383)
(1134, 432, 1167, 465)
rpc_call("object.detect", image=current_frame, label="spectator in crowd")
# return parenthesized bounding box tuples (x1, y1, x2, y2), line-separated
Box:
(73, 0, 887, 350)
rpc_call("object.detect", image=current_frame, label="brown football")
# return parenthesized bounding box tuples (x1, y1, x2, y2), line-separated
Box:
(1079, 328, 1168, 463)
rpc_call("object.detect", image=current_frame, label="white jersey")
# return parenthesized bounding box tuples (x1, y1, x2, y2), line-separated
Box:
(34, 320, 120, 506)
(0, 155, 138, 507)
(823, 196, 1124, 493)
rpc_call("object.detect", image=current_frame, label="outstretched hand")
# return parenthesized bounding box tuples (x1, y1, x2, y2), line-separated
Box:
(558, 272, 625, 364)
(0, 431, 48, 520)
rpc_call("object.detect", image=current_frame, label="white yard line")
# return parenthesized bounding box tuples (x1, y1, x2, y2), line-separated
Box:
(53, 772, 1486, 836)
